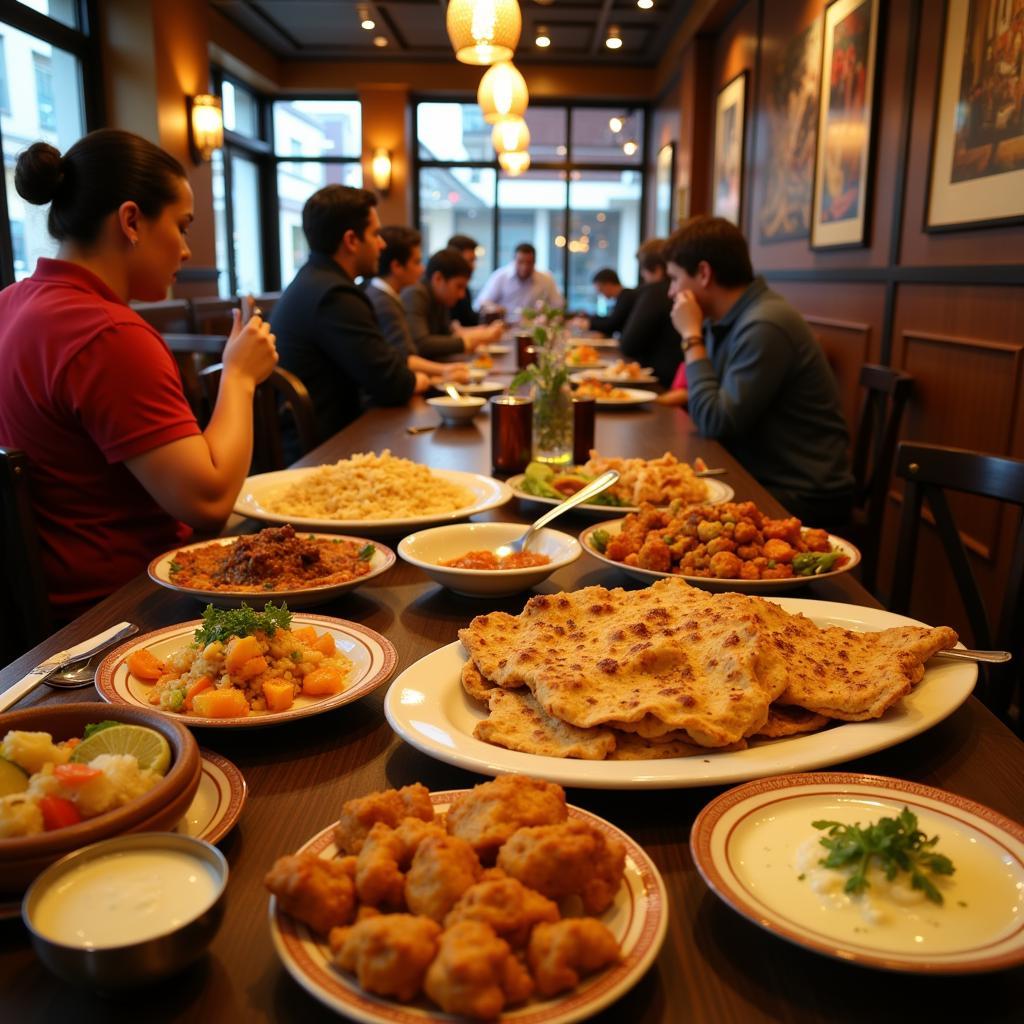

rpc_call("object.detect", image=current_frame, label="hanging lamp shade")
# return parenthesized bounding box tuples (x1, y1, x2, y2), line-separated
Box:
(492, 116, 530, 154)
(498, 150, 530, 175)
(447, 0, 522, 66)
(477, 61, 529, 124)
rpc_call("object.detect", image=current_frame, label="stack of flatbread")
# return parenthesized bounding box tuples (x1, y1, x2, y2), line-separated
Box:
(457, 577, 958, 761)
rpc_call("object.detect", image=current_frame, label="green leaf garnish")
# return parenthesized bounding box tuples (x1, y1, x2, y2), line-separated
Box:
(812, 807, 955, 905)
(591, 529, 610, 553)
(358, 544, 376, 561)
(83, 721, 121, 740)
(194, 602, 292, 647)
(168, 560, 182, 574)
(792, 551, 841, 576)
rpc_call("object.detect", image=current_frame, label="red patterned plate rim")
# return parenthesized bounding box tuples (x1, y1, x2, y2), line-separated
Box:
(269, 792, 669, 1024)
(194, 748, 247, 845)
(690, 771, 1024, 974)
(95, 613, 398, 728)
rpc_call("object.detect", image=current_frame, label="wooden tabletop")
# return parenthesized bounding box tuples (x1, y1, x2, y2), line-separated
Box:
(2, 386, 1023, 1022)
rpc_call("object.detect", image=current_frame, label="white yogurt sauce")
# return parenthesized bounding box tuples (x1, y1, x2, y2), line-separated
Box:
(32, 849, 221, 949)
(732, 796, 1024, 955)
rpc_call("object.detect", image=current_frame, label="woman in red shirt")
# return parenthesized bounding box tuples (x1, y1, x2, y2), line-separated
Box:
(0, 129, 278, 618)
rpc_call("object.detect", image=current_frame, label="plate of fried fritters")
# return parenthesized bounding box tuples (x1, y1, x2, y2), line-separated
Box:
(266, 775, 668, 1023)
(383, 579, 975, 789)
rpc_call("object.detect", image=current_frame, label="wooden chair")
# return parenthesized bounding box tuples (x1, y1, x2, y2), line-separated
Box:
(848, 365, 914, 594)
(199, 364, 318, 473)
(253, 292, 282, 320)
(131, 298, 192, 334)
(0, 448, 52, 665)
(190, 296, 239, 336)
(890, 442, 1024, 733)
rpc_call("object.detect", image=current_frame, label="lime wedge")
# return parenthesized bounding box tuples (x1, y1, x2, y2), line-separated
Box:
(70, 725, 171, 775)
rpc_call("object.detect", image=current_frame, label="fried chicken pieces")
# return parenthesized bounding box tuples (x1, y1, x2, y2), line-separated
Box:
(265, 775, 623, 1019)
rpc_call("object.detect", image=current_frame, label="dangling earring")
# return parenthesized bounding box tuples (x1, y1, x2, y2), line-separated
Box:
(130, 238, 137, 248)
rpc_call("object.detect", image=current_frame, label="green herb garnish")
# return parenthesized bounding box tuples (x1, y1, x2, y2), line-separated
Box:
(289, 649, 302, 663)
(194, 602, 292, 647)
(168, 560, 182, 574)
(792, 551, 842, 576)
(83, 721, 121, 740)
(812, 807, 955, 905)
(591, 529, 610, 553)
(358, 544, 376, 561)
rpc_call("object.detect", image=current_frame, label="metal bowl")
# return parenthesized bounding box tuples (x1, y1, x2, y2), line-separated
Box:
(22, 832, 228, 989)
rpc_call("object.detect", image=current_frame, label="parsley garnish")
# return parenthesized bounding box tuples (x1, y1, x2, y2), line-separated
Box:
(194, 602, 292, 647)
(168, 560, 182, 574)
(590, 529, 610, 553)
(83, 721, 120, 740)
(358, 544, 376, 561)
(812, 807, 955, 905)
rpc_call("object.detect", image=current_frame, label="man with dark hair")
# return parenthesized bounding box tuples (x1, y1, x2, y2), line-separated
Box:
(476, 241, 563, 319)
(447, 233, 481, 327)
(402, 249, 503, 358)
(367, 226, 470, 382)
(617, 238, 682, 387)
(586, 267, 636, 336)
(271, 185, 428, 448)
(666, 214, 853, 524)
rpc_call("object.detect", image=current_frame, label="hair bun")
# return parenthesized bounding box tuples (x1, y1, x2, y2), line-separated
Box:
(15, 142, 66, 205)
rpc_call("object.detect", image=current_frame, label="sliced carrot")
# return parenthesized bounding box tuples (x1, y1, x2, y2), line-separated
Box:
(290, 626, 317, 645)
(302, 665, 346, 696)
(224, 635, 263, 673)
(127, 648, 165, 681)
(312, 633, 336, 656)
(262, 678, 294, 713)
(54, 763, 103, 784)
(192, 688, 250, 718)
(184, 675, 215, 711)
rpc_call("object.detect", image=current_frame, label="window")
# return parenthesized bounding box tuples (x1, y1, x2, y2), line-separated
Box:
(0, 6, 90, 284)
(414, 102, 646, 315)
(13, 1, 79, 30)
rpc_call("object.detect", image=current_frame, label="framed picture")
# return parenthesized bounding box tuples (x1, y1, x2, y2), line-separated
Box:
(926, 0, 1024, 232)
(712, 72, 746, 226)
(655, 143, 676, 235)
(810, 0, 880, 249)
(758, 17, 823, 243)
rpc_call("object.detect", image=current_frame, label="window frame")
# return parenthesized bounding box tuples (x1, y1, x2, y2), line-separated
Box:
(412, 96, 650, 299)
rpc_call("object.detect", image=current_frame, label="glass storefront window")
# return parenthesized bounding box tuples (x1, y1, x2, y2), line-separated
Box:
(231, 155, 264, 296)
(13, 0, 78, 30)
(273, 100, 361, 158)
(417, 102, 492, 162)
(496, 170, 567, 298)
(223, 79, 260, 139)
(570, 107, 643, 166)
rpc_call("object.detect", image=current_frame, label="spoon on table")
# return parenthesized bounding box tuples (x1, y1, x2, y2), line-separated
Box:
(931, 648, 1011, 664)
(494, 470, 620, 557)
(46, 625, 141, 689)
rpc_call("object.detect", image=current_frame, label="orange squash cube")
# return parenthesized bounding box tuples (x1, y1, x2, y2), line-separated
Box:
(262, 678, 294, 713)
(302, 665, 346, 696)
(192, 687, 250, 718)
(225, 635, 263, 673)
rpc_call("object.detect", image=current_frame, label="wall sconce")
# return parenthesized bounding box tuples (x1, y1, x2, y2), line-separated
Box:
(370, 148, 392, 193)
(187, 94, 223, 163)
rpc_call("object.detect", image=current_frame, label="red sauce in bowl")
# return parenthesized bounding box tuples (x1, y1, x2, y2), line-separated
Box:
(439, 550, 551, 571)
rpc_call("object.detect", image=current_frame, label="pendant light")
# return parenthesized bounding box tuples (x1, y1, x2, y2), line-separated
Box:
(492, 115, 530, 154)
(477, 61, 529, 124)
(446, 0, 522, 66)
(499, 150, 530, 175)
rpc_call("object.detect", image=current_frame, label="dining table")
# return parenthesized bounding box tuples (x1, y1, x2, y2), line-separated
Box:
(1, 347, 1022, 1023)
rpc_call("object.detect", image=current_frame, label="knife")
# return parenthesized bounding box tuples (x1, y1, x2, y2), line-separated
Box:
(0, 622, 138, 713)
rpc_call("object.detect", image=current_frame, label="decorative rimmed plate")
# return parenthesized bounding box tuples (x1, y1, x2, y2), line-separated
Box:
(176, 749, 247, 844)
(233, 467, 513, 535)
(507, 474, 735, 517)
(482, 344, 511, 356)
(96, 614, 397, 729)
(570, 368, 658, 386)
(565, 357, 608, 371)
(268, 791, 668, 1024)
(0, 750, 247, 920)
(384, 599, 975, 789)
(575, 387, 659, 407)
(580, 519, 861, 592)
(148, 533, 396, 608)
(690, 772, 1024, 974)
(458, 379, 507, 397)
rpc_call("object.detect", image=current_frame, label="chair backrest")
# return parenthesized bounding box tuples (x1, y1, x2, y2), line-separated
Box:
(253, 292, 282, 320)
(851, 365, 913, 593)
(199, 364, 318, 473)
(131, 299, 193, 334)
(190, 296, 239, 336)
(891, 441, 1024, 728)
(0, 448, 52, 664)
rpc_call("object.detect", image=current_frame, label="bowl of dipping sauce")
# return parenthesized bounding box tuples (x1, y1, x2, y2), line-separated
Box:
(398, 521, 581, 597)
(426, 395, 487, 426)
(23, 832, 227, 989)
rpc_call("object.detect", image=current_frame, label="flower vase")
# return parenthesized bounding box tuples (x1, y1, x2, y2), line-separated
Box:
(532, 380, 573, 466)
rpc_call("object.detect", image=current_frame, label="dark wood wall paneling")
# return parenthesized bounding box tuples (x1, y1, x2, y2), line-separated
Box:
(670, 0, 1024, 641)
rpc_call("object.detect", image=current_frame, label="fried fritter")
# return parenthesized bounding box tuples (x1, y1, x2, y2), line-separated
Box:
(355, 817, 446, 908)
(527, 919, 620, 997)
(334, 783, 435, 855)
(405, 834, 482, 922)
(446, 775, 568, 863)
(331, 914, 441, 1002)
(444, 876, 559, 948)
(264, 852, 357, 935)
(497, 819, 626, 914)
(423, 921, 534, 1019)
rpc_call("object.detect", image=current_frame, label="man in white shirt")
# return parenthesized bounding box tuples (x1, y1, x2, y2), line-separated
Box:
(476, 242, 564, 320)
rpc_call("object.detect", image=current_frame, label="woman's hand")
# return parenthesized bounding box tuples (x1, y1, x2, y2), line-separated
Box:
(222, 308, 277, 387)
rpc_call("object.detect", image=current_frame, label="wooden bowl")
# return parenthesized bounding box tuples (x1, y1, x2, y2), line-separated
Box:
(0, 702, 201, 896)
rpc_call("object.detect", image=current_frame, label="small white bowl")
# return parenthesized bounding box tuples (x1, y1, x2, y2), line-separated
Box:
(398, 521, 581, 597)
(426, 396, 487, 425)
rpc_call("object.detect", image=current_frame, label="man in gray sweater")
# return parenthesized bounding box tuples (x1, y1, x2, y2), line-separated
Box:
(666, 216, 854, 526)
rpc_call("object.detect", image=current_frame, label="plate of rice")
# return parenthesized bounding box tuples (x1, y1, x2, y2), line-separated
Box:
(96, 605, 398, 729)
(233, 451, 513, 535)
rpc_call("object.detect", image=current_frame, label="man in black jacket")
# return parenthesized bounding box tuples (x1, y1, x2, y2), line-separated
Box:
(271, 187, 428, 448)
(447, 233, 480, 327)
(586, 268, 636, 336)
(619, 239, 682, 387)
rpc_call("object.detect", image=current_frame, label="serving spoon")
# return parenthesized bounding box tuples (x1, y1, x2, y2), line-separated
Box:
(495, 469, 620, 557)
